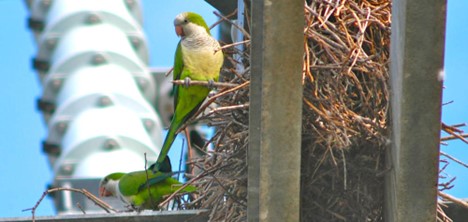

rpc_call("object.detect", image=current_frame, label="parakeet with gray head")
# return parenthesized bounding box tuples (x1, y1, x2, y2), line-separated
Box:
(152, 12, 223, 173)
(99, 157, 196, 210)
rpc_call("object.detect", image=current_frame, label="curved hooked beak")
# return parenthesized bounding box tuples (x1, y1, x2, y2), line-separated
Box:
(175, 25, 184, 37)
(99, 186, 112, 197)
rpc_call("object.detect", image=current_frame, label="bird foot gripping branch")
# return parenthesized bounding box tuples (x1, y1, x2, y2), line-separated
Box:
(207, 79, 215, 89)
(184, 77, 192, 88)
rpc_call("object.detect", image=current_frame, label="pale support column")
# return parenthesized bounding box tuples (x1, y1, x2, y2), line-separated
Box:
(385, 0, 446, 221)
(248, 0, 304, 221)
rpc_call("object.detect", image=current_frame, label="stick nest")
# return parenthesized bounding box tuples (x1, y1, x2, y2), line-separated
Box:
(300, 0, 390, 221)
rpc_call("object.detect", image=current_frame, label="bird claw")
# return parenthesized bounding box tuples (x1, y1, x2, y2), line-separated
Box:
(135, 207, 143, 213)
(208, 79, 215, 89)
(184, 77, 191, 88)
(124, 204, 138, 212)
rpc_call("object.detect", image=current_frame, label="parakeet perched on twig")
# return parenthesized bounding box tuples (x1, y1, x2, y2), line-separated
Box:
(153, 12, 223, 173)
(99, 157, 196, 210)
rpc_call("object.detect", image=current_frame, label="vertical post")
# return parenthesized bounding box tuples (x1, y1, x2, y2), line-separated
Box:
(385, 0, 446, 221)
(248, 0, 303, 221)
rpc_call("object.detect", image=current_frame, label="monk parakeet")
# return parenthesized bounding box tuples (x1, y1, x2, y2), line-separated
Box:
(153, 12, 224, 172)
(99, 157, 196, 210)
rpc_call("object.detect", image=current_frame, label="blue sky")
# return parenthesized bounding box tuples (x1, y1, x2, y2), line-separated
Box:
(440, 0, 468, 196)
(0, 0, 467, 218)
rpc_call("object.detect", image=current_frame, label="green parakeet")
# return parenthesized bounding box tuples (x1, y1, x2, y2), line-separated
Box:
(153, 12, 224, 172)
(99, 157, 196, 210)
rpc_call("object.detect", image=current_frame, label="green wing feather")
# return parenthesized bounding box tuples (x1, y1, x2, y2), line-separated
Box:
(173, 42, 184, 109)
(118, 170, 168, 196)
(118, 169, 196, 209)
(153, 40, 212, 172)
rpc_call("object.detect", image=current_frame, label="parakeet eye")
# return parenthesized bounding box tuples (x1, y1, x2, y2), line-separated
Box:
(184, 19, 188, 23)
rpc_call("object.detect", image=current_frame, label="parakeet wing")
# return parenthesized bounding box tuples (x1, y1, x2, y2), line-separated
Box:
(118, 170, 171, 196)
(173, 42, 184, 109)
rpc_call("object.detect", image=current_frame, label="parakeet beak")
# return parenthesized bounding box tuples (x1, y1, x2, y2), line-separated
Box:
(175, 25, 184, 37)
(99, 186, 112, 197)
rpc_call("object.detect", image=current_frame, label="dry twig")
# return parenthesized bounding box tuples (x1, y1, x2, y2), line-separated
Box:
(143, 153, 157, 210)
(24, 187, 116, 222)
(442, 123, 468, 144)
(439, 191, 468, 209)
(171, 80, 240, 88)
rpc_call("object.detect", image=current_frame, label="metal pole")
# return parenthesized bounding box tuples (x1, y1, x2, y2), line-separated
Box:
(248, 0, 303, 221)
(385, 0, 446, 221)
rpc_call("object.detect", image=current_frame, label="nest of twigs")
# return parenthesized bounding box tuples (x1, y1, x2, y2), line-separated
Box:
(300, 0, 390, 221)
(186, 1, 461, 221)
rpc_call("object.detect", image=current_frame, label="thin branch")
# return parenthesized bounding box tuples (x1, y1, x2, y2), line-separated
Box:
(24, 187, 116, 222)
(439, 190, 468, 209)
(158, 176, 202, 208)
(440, 151, 468, 168)
(209, 9, 238, 30)
(207, 103, 249, 115)
(208, 171, 247, 208)
(165, 67, 174, 77)
(219, 40, 251, 52)
(441, 133, 468, 142)
(158, 163, 231, 208)
(437, 204, 453, 222)
(442, 122, 465, 133)
(340, 149, 347, 191)
(449, 123, 466, 128)
(439, 177, 456, 191)
(441, 123, 468, 144)
(442, 100, 454, 106)
(185, 128, 194, 175)
(178, 138, 186, 181)
(144, 153, 156, 210)
(76, 202, 86, 214)
(213, 11, 251, 39)
(172, 80, 240, 88)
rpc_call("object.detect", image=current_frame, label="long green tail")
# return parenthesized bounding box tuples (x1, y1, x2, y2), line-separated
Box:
(148, 155, 172, 173)
(153, 82, 210, 173)
(153, 119, 183, 173)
